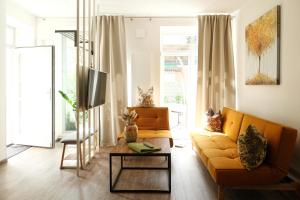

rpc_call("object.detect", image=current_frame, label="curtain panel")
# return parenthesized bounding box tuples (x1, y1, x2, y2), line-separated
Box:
(195, 15, 236, 127)
(91, 16, 127, 146)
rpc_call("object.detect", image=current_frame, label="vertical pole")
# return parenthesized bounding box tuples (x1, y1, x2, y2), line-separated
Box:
(87, 0, 91, 161)
(91, 0, 95, 155)
(93, 0, 101, 151)
(76, 0, 80, 176)
(97, 1, 101, 146)
(82, 0, 86, 168)
(88, 110, 92, 157)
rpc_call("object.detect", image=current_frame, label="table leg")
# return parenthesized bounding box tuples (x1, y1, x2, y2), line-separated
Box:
(109, 155, 112, 192)
(121, 156, 123, 169)
(168, 154, 171, 192)
(110, 154, 171, 193)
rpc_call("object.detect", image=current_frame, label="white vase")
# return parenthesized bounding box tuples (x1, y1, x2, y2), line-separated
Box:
(124, 124, 138, 143)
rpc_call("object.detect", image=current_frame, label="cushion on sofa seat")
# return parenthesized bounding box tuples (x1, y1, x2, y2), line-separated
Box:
(201, 148, 238, 166)
(191, 130, 237, 166)
(222, 107, 244, 142)
(136, 130, 171, 138)
(191, 131, 236, 149)
(118, 130, 173, 147)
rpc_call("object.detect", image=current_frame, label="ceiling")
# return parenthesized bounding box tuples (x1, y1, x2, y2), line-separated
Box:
(11, 0, 248, 18)
(11, 0, 76, 18)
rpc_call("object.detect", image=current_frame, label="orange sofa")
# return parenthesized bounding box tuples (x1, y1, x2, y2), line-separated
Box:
(119, 107, 173, 147)
(190, 107, 298, 200)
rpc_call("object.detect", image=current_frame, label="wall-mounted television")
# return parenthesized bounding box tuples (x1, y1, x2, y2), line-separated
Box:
(87, 68, 107, 108)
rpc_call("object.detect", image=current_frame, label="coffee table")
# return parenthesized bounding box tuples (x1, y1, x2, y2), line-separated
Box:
(109, 138, 171, 193)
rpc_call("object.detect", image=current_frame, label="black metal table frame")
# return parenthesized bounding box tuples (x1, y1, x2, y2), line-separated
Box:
(109, 153, 171, 193)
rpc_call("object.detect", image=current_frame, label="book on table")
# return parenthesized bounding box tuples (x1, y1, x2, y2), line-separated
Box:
(127, 142, 161, 153)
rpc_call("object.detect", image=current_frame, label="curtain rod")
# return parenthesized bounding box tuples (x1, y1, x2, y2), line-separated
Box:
(124, 15, 235, 19)
(125, 16, 196, 19)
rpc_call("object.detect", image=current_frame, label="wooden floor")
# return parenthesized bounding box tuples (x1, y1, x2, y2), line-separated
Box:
(0, 141, 298, 200)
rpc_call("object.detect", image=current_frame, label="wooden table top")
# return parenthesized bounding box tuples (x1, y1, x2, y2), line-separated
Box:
(110, 138, 171, 155)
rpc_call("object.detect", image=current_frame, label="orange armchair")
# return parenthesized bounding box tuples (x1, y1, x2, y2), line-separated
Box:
(119, 107, 173, 147)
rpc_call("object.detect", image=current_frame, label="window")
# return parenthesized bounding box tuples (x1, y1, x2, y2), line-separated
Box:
(160, 26, 198, 131)
(61, 36, 77, 131)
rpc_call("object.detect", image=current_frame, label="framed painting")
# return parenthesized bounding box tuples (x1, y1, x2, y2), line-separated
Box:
(245, 6, 280, 85)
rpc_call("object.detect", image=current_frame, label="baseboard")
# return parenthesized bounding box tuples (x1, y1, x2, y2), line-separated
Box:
(0, 158, 7, 165)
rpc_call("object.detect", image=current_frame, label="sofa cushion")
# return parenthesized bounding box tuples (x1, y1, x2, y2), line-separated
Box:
(205, 108, 223, 132)
(222, 107, 244, 142)
(202, 148, 238, 166)
(237, 125, 267, 170)
(191, 130, 237, 166)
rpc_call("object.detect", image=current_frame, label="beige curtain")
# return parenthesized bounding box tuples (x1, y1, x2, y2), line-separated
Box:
(92, 16, 127, 146)
(195, 15, 236, 127)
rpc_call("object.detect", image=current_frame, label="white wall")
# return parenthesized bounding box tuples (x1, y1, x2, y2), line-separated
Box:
(6, 0, 36, 46)
(0, 0, 7, 162)
(5, 1, 37, 146)
(235, 0, 300, 178)
(125, 18, 197, 106)
(36, 17, 76, 45)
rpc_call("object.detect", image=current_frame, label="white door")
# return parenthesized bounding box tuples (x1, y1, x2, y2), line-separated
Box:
(15, 46, 54, 148)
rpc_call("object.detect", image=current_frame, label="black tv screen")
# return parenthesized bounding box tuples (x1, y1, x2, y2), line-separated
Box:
(87, 68, 107, 108)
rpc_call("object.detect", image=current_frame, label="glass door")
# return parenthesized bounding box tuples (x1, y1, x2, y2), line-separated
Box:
(160, 26, 198, 134)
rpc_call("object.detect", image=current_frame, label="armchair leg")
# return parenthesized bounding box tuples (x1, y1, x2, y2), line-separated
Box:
(218, 186, 224, 200)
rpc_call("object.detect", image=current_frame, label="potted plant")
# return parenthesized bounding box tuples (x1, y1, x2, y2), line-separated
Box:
(121, 109, 138, 143)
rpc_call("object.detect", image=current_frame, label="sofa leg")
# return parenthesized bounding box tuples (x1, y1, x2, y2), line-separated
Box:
(296, 184, 300, 198)
(217, 186, 224, 200)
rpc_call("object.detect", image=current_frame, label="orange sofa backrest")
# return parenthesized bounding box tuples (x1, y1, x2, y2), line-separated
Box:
(128, 107, 170, 130)
(222, 107, 297, 174)
(238, 114, 297, 173)
(222, 107, 244, 141)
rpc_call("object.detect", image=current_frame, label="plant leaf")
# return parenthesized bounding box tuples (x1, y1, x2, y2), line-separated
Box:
(58, 90, 76, 110)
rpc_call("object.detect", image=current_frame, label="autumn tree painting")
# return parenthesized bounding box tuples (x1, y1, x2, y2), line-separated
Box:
(245, 6, 280, 85)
